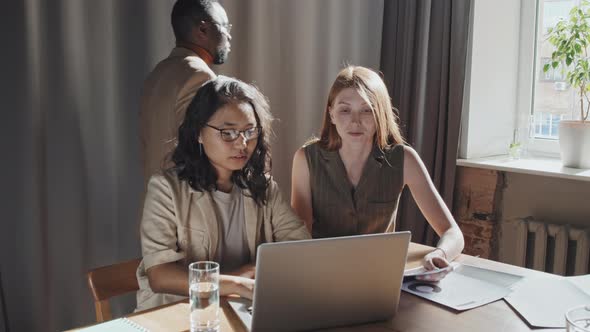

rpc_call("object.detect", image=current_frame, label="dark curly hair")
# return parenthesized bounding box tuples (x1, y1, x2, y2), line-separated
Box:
(171, 76, 273, 205)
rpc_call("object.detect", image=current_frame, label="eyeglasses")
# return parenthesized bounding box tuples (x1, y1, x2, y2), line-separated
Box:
(206, 124, 261, 142)
(212, 22, 232, 35)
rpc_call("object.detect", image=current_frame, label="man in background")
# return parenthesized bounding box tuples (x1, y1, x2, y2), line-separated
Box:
(140, 0, 232, 188)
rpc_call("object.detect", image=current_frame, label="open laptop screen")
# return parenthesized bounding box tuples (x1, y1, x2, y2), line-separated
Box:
(230, 231, 411, 332)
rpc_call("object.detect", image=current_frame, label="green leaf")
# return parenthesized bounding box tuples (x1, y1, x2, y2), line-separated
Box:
(545, 1, 590, 91)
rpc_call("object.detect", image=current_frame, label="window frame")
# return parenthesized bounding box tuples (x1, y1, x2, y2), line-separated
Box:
(518, 0, 587, 157)
(460, 0, 572, 159)
(515, 0, 567, 157)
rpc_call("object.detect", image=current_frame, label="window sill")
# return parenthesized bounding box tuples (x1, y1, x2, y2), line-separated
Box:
(456, 155, 590, 182)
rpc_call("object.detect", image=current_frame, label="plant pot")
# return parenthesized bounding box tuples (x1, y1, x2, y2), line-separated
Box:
(559, 120, 590, 169)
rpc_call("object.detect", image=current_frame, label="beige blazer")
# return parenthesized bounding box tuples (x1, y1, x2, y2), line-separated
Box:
(135, 171, 311, 311)
(139, 47, 216, 189)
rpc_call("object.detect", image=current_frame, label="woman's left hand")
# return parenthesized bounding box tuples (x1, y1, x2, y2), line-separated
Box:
(417, 249, 453, 282)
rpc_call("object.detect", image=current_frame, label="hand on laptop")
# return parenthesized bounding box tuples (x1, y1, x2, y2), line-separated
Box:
(220, 275, 255, 300)
(418, 250, 453, 282)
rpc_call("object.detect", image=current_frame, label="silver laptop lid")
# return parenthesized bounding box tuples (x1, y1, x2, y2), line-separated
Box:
(251, 231, 411, 332)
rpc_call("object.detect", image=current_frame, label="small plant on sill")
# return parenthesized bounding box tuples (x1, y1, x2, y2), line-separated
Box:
(509, 129, 522, 160)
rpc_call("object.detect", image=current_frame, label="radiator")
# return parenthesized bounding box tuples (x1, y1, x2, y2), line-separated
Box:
(511, 219, 589, 276)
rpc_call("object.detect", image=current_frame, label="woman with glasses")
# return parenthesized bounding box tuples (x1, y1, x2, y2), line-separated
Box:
(290, 66, 464, 281)
(136, 76, 310, 311)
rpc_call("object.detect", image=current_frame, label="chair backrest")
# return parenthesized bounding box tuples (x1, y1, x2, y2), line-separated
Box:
(86, 258, 141, 322)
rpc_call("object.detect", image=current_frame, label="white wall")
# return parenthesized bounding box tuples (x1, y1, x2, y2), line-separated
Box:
(460, 0, 522, 158)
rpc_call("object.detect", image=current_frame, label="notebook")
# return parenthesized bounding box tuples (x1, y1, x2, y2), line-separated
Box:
(77, 317, 148, 332)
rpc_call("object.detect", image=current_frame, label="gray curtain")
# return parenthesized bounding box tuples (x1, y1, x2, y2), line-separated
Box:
(380, 0, 471, 245)
(1, 0, 384, 331)
(219, 0, 384, 192)
(1, 1, 176, 331)
(0, 272, 7, 332)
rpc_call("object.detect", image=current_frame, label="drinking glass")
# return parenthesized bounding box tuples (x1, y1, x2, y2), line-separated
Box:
(566, 305, 590, 332)
(189, 261, 220, 332)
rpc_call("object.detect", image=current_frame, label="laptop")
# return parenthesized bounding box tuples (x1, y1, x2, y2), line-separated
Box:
(228, 231, 411, 332)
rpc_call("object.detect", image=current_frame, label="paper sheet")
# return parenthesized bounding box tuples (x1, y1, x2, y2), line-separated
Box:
(505, 276, 590, 328)
(402, 264, 523, 311)
(567, 274, 590, 295)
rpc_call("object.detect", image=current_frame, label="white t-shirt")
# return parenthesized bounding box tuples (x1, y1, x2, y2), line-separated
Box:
(211, 185, 251, 273)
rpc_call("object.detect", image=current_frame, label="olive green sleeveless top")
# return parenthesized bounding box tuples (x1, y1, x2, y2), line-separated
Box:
(304, 142, 404, 238)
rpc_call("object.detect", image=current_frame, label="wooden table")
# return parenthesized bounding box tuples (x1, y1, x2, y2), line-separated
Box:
(72, 243, 564, 332)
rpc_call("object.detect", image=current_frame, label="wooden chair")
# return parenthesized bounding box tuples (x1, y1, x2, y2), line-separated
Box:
(86, 258, 142, 322)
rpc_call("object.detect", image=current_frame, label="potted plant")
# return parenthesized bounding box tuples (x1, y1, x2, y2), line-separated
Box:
(544, 0, 590, 168)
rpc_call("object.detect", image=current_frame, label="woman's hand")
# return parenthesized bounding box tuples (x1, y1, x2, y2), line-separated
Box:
(220, 275, 255, 300)
(417, 249, 453, 282)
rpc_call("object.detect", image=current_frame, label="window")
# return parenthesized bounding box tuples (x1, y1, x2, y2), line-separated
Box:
(541, 0, 575, 33)
(533, 111, 565, 139)
(460, 0, 580, 159)
(530, 0, 579, 144)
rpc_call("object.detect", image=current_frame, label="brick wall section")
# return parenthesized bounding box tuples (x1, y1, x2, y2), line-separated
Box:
(453, 166, 505, 260)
